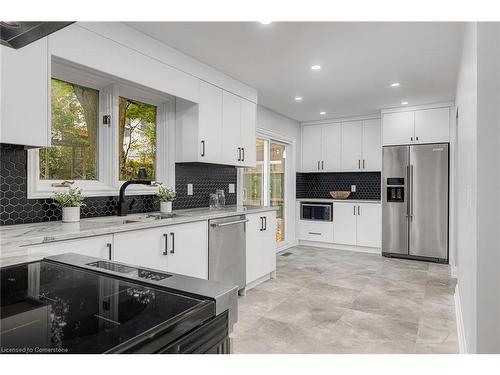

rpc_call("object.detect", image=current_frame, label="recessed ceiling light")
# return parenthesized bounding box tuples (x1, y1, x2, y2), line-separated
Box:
(260, 21, 272, 25)
(401, 101, 409, 105)
(294, 96, 303, 101)
(391, 82, 400, 87)
(319, 111, 326, 115)
(311, 65, 321, 70)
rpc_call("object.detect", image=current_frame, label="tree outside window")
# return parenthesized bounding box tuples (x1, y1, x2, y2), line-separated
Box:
(39, 79, 98, 180)
(118, 97, 157, 181)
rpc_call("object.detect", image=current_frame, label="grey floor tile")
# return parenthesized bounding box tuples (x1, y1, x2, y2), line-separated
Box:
(233, 245, 459, 354)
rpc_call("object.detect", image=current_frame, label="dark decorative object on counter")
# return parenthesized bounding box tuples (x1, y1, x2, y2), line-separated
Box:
(0, 144, 237, 226)
(296, 172, 381, 200)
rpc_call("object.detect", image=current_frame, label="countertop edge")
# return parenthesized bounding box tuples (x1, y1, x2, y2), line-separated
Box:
(296, 198, 381, 203)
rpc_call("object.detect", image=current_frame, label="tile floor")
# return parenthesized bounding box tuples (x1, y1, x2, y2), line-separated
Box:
(232, 245, 458, 354)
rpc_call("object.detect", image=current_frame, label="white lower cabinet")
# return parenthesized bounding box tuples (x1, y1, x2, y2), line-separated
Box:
(246, 211, 276, 285)
(297, 220, 334, 243)
(113, 221, 208, 279)
(332, 203, 358, 245)
(333, 202, 381, 248)
(26, 235, 113, 260)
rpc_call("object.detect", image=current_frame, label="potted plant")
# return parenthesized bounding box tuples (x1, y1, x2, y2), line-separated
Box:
(52, 187, 86, 223)
(156, 185, 176, 214)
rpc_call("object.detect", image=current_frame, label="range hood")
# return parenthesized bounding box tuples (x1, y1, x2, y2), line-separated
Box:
(0, 21, 73, 49)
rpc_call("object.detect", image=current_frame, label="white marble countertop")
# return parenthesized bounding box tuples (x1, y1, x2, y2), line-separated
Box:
(296, 198, 381, 204)
(0, 205, 277, 266)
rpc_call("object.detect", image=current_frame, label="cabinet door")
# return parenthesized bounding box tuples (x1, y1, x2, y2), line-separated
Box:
(356, 203, 382, 248)
(414, 107, 450, 144)
(0, 39, 49, 147)
(26, 235, 113, 261)
(362, 119, 382, 171)
(333, 203, 357, 245)
(198, 81, 223, 163)
(221, 91, 241, 165)
(166, 221, 208, 279)
(322, 122, 342, 171)
(246, 212, 276, 284)
(113, 227, 168, 271)
(341, 121, 363, 171)
(382, 111, 415, 145)
(240, 98, 257, 168)
(301, 125, 322, 171)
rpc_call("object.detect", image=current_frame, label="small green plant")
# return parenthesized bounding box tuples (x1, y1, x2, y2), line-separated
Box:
(156, 185, 176, 202)
(52, 187, 86, 208)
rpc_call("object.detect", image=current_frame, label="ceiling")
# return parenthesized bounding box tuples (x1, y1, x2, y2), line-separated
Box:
(126, 22, 464, 122)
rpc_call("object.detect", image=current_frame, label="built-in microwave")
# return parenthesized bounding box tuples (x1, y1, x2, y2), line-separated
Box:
(300, 202, 333, 222)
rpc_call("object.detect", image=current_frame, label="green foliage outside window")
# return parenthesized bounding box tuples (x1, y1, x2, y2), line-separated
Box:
(39, 79, 98, 180)
(119, 97, 157, 181)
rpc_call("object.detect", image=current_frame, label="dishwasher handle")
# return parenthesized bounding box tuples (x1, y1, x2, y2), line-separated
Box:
(210, 219, 248, 228)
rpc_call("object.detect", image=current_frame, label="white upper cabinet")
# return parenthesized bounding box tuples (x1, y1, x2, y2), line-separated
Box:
(362, 119, 382, 171)
(1, 39, 49, 147)
(341, 121, 363, 171)
(382, 111, 415, 146)
(322, 123, 342, 172)
(239, 98, 257, 168)
(382, 105, 450, 146)
(222, 91, 241, 165)
(176, 80, 256, 167)
(301, 125, 323, 171)
(198, 81, 223, 163)
(301, 118, 381, 172)
(414, 107, 450, 144)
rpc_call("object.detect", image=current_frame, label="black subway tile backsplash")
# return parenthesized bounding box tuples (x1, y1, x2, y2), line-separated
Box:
(0, 144, 237, 226)
(296, 172, 381, 200)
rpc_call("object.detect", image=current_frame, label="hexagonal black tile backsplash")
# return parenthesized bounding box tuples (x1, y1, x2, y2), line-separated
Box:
(0, 144, 236, 226)
(296, 172, 381, 200)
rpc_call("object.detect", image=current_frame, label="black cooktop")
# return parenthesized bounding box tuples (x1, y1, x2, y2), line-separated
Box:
(0, 260, 214, 353)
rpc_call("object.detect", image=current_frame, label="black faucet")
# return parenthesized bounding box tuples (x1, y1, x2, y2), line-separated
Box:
(118, 180, 152, 216)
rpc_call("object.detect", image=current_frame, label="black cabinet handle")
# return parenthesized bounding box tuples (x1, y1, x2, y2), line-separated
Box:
(321, 161, 324, 170)
(163, 233, 169, 255)
(357, 205, 360, 215)
(237, 147, 241, 161)
(363, 159, 365, 169)
(170, 232, 175, 254)
(259, 217, 264, 231)
(201, 140, 205, 157)
(411, 137, 413, 142)
(317, 161, 320, 170)
(263, 216, 267, 231)
(107, 243, 112, 260)
(353, 205, 356, 215)
(242, 147, 245, 162)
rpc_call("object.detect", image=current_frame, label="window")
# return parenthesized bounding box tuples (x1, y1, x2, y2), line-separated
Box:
(118, 97, 157, 181)
(28, 61, 174, 198)
(39, 79, 99, 180)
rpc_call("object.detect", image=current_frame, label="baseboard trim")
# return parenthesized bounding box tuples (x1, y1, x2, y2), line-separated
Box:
(276, 240, 299, 253)
(244, 273, 271, 292)
(298, 240, 381, 255)
(454, 283, 467, 354)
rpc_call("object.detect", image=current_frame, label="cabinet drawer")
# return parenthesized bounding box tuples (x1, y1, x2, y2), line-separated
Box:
(297, 221, 334, 242)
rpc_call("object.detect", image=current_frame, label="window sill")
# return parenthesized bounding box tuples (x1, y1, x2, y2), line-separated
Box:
(27, 183, 159, 200)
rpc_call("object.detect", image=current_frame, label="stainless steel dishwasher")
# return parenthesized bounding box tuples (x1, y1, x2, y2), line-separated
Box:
(209, 215, 247, 293)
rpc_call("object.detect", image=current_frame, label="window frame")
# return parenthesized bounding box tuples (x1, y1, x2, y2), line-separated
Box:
(27, 60, 175, 199)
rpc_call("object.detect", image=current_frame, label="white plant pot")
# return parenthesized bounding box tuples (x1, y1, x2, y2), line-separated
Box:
(62, 206, 80, 223)
(160, 201, 172, 214)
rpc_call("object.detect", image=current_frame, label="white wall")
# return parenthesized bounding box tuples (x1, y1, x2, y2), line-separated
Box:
(455, 22, 478, 353)
(475, 22, 500, 353)
(455, 22, 500, 354)
(256, 105, 301, 248)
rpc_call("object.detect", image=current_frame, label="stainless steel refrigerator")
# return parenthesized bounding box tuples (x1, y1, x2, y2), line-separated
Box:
(382, 143, 449, 263)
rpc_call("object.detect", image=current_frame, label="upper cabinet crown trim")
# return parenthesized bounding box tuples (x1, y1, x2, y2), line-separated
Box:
(77, 22, 258, 103)
(380, 101, 453, 114)
(301, 113, 380, 126)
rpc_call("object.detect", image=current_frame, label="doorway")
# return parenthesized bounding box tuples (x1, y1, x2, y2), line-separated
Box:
(242, 137, 289, 244)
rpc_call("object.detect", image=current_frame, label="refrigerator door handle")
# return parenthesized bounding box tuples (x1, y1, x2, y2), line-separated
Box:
(406, 165, 411, 218)
(410, 164, 414, 219)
